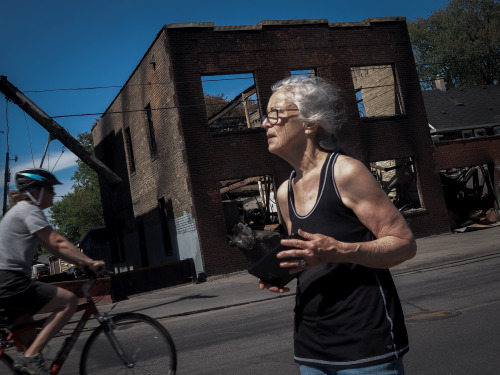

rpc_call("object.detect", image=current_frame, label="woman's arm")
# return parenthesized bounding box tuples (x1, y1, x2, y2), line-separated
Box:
(279, 155, 416, 271)
(36, 226, 105, 270)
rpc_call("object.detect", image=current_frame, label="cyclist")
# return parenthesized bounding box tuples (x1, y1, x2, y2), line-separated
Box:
(0, 168, 105, 375)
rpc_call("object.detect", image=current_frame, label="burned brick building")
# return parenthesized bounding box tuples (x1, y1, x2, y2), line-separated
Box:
(92, 18, 452, 278)
(423, 83, 500, 230)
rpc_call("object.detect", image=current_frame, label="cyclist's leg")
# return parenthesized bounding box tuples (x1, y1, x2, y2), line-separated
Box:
(12, 314, 37, 350)
(0, 272, 58, 351)
(24, 286, 78, 356)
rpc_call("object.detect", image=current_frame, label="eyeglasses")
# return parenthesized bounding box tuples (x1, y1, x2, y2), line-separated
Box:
(45, 186, 55, 194)
(261, 108, 299, 125)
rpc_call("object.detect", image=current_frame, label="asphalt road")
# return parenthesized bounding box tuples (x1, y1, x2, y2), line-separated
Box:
(396, 254, 500, 374)
(16, 253, 500, 375)
(166, 254, 500, 374)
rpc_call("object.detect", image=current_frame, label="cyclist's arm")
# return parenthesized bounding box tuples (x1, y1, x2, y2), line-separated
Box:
(36, 226, 105, 270)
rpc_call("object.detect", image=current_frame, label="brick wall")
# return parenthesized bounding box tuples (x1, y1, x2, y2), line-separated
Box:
(93, 31, 194, 271)
(434, 136, 500, 171)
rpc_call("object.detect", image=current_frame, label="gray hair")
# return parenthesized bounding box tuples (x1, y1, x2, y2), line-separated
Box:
(271, 75, 344, 151)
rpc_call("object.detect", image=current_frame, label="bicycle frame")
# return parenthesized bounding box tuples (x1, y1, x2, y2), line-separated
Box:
(0, 277, 104, 374)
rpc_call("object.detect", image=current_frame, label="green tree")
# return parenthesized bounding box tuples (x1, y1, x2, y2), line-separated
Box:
(50, 131, 104, 242)
(408, 0, 500, 89)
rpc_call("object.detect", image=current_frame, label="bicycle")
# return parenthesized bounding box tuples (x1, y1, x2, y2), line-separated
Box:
(0, 267, 177, 374)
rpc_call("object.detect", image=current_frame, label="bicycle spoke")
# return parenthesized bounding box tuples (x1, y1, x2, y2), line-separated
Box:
(80, 313, 176, 375)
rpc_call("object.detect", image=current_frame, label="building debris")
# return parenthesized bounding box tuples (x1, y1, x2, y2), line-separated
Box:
(370, 158, 421, 211)
(440, 164, 498, 229)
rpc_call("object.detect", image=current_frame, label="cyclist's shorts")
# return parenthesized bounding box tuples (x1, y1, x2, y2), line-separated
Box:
(0, 270, 57, 321)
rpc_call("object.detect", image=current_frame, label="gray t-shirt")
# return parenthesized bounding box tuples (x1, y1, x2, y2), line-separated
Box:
(0, 201, 51, 275)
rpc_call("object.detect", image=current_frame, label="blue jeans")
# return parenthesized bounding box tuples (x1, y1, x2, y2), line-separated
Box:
(299, 358, 404, 375)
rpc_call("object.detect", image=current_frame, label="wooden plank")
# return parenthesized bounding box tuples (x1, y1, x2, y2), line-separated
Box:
(220, 176, 261, 194)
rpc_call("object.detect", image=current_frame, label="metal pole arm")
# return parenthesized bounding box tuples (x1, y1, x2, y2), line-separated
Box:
(0, 75, 121, 185)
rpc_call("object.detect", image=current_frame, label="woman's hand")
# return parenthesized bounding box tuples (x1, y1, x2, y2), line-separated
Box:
(277, 229, 342, 273)
(258, 279, 290, 293)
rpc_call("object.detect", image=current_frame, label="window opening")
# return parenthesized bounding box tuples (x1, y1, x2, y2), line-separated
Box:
(474, 128, 486, 137)
(433, 126, 499, 141)
(137, 221, 149, 267)
(102, 135, 115, 172)
(124, 127, 136, 173)
(202, 73, 261, 132)
(145, 104, 158, 159)
(111, 219, 126, 263)
(370, 157, 422, 212)
(355, 89, 366, 117)
(462, 130, 473, 139)
(351, 65, 404, 118)
(158, 198, 173, 256)
(291, 69, 316, 77)
(440, 163, 498, 230)
(221, 175, 281, 252)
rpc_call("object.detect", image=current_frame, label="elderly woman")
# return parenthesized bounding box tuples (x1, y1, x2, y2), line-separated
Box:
(0, 168, 105, 375)
(259, 76, 416, 375)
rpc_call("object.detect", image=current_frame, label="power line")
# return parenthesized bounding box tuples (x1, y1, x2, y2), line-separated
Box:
(51, 147, 65, 172)
(7, 62, 497, 120)
(20, 56, 497, 93)
(24, 76, 256, 94)
(21, 56, 498, 94)
(48, 78, 442, 119)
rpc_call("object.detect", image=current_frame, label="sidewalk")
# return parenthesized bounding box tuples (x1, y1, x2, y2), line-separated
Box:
(97, 224, 500, 321)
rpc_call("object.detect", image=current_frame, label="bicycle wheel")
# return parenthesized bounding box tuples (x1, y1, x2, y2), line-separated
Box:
(80, 312, 176, 375)
(0, 353, 17, 374)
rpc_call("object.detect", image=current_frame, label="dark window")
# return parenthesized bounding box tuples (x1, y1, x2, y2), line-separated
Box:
(145, 104, 158, 159)
(111, 219, 126, 263)
(124, 127, 136, 173)
(137, 222, 149, 267)
(158, 198, 173, 256)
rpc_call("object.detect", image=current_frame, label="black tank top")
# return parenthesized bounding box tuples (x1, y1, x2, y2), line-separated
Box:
(289, 153, 409, 369)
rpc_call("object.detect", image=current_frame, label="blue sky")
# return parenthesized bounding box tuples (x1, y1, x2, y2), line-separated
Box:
(0, 0, 449, 203)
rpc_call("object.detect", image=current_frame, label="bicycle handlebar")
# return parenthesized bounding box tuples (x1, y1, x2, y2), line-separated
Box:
(67, 265, 108, 279)
(65, 266, 110, 301)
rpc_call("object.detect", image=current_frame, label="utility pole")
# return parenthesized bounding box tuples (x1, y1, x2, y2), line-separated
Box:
(0, 75, 121, 185)
(2, 150, 17, 215)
